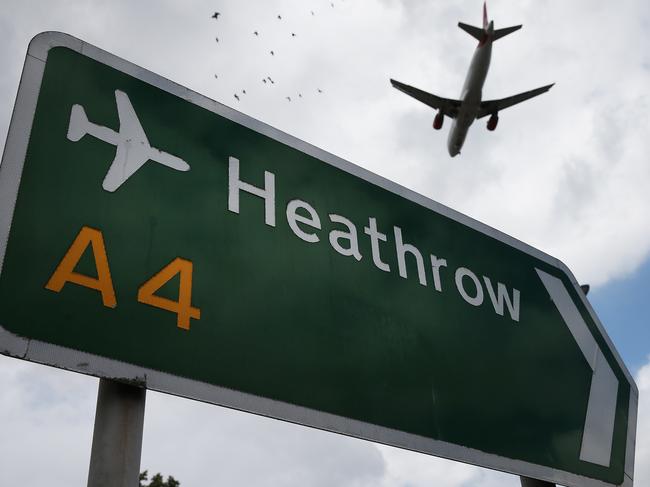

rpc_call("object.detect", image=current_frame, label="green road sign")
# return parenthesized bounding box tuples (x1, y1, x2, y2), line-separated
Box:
(0, 32, 638, 487)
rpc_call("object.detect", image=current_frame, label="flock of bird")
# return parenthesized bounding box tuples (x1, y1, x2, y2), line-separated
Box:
(210, 6, 341, 103)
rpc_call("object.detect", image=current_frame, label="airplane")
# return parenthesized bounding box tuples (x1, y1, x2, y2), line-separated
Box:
(66, 90, 190, 192)
(390, 2, 554, 157)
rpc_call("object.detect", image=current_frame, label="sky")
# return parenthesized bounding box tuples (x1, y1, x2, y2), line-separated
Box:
(0, 0, 649, 486)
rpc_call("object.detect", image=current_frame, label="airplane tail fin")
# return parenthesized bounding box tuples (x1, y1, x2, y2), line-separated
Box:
(67, 104, 89, 142)
(457, 1, 490, 41)
(458, 22, 520, 41)
(459, 2, 522, 42)
(483, 1, 488, 30)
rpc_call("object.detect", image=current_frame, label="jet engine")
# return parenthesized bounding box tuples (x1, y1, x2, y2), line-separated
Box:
(433, 110, 444, 130)
(487, 113, 499, 131)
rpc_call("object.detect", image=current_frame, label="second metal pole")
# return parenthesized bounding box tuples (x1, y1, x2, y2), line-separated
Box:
(87, 378, 146, 487)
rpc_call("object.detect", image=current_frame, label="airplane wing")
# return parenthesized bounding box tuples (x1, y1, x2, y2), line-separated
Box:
(102, 137, 150, 192)
(476, 83, 554, 119)
(390, 79, 461, 118)
(101, 90, 152, 192)
(115, 90, 149, 144)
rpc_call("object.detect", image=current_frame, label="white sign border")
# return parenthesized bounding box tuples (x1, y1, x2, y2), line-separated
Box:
(0, 32, 638, 487)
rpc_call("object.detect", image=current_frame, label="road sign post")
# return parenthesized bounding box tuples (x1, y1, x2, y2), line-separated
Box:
(0, 32, 638, 487)
(87, 379, 146, 487)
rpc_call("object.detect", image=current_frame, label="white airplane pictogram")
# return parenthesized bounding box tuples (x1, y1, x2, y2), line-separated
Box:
(67, 89, 190, 192)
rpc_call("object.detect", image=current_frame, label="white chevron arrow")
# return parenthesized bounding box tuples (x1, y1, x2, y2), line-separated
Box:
(536, 269, 618, 467)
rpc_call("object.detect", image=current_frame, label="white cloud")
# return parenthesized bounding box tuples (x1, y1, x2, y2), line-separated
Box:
(376, 444, 518, 487)
(0, 356, 96, 486)
(141, 389, 387, 487)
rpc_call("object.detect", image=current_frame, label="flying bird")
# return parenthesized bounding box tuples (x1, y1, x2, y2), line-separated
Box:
(214, 74, 218, 79)
(291, 33, 297, 37)
(211, 12, 220, 19)
(298, 93, 302, 98)
(317, 88, 323, 93)
(286, 96, 291, 102)
(277, 14, 282, 19)
(234, 94, 240, 101)
(270, 50, 275, 56)
(242, 89, 247, 95)
(311, 10, 315, 15)
(215, 37, 219, 43)
(267, 76, 275, 84)
(263, 79, 267, 84)
(254, 30, 259, 36)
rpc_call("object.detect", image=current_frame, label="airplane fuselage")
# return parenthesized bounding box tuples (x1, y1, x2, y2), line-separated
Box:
(447, 33, 493, 157)
(390, 8, 553, 157)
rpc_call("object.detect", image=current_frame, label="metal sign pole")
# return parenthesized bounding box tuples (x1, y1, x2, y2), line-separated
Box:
(520, 476, 555, 487)
(87, 378, 146, 487)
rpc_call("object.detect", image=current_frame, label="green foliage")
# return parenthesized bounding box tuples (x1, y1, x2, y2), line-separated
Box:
(139, 470, 180, 487)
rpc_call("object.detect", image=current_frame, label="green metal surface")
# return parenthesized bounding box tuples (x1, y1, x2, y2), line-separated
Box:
(0, 46, 630, 484)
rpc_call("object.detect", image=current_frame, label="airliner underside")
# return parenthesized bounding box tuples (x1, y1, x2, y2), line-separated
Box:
(391, 2, 553, 156)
